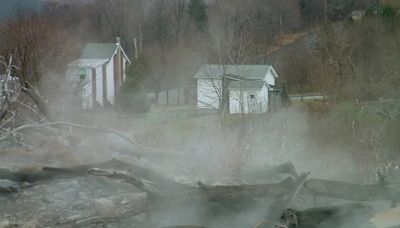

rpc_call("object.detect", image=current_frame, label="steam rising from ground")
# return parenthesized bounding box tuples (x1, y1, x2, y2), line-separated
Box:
(114, 106, 378, 227)
(0, 103, 385, 227)
(127, 106, 364, 183)
(46, 106, 376, 227)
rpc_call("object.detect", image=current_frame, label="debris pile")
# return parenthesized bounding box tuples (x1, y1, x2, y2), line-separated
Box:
(0, 159, 397, 227)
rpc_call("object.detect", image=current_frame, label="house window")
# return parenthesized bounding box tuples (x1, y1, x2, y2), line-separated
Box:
(79, 68, 86, 80)
(250, 94, 255, 99)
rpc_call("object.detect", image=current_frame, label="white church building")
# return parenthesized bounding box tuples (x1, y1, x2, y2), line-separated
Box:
(66, 37, 130, 109)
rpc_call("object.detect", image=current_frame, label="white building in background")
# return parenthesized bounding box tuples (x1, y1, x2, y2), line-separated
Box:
(193, 64, 279, 114)
(66, 37, 130, 109)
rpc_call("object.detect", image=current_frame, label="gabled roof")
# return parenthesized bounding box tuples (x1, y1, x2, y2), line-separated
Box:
(80, 43, 131, 64)
(81, 43, 118, 59)
(68, 59, 108, 68)
(193, 64, 275, 80)
(229, 80, 265, 90)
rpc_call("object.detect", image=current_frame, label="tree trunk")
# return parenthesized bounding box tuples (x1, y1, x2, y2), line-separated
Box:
(0, 160, 393, 227)
(21, 85, 53, 121)
(2, 160, 399, 203)
(269, 203, 375, 228)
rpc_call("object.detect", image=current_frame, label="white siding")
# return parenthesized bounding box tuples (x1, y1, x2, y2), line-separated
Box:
(95, 65, 103, 105)
(259, 85, 269, 112)
(80, 68, 92, 109)
(195, 65, 278, 113)
(65, 67, 81, 85)
(229, 85, 269, 114)
(263, 69, 276, 86)
(80, 64, 107, 109)
(66, 50, 131, 110)
(197, 78, 222, 109)
(106, 59, 115, 104)
(229, 89, 242, 113)
(122, 58, 126, 82)
(82, 83, 92, 109)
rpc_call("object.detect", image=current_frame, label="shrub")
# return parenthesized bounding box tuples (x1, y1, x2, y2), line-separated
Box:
(116, 84, 150, 113)
(380, 5, 398, 23)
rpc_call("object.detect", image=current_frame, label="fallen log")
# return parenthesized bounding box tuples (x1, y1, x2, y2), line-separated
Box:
(197, 178, 400, 202)
(21, 84, 53, 121)
(54, 194, 148, 228)
(0, 159, 191, 195)
(161, 226, 205, 228)
(266, 172, 310, 222)
(301, 178, 395, 201)
(264, 162, 299, 179)
(256, 203, 375, 228)
(197, 178, 293, 201)
(0, 160, 133, 184)
(0, 160, 395, 228)
(2, 160, 400, 203)
(0, 167, 85, 184)
(87, 167, 200, 208)
(87, 167, 393, 227)
(283, 203, 375, 228)
(88, 168, 160, 195)
(0, 179, 20, 193)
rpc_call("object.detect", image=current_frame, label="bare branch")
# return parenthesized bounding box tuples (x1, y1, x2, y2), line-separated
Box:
(88, 168, 160, 195)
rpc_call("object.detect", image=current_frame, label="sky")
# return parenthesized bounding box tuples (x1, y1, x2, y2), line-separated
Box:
(0, 0, 42, 19)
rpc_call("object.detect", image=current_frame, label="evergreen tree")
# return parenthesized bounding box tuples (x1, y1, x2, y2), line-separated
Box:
(116, 56, 151, 113)
(188, 0, 208, 32)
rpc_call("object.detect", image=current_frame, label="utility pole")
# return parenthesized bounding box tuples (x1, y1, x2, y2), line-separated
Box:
(139, 24, 143, 54)
(133, 38, 138, 59)
(279, 13, 283, 47)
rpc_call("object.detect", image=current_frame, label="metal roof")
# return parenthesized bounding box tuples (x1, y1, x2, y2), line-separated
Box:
(77, 42, 131, 64)
(68, 59, 108, 68)
(80, 43, 118, 59)
(229, 80, 265, 90)
(193, 64, 272, 80)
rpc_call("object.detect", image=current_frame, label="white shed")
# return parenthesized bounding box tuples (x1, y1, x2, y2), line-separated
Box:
(66, 37, 130, 109)
(193, 64, 278, 113)
(228, 80, 269, 114)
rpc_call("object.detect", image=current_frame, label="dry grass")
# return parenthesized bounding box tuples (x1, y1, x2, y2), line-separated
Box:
(264, 31, 309, 56)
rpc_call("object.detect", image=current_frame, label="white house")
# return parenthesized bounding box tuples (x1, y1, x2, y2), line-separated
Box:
(193, 64, 278, 113)
(66, 37, 130, 109)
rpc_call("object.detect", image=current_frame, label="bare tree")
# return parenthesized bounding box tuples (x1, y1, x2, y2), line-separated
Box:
(314, 23, 355, 100)
(0, 11, 71, 125)
(0, 56, 16, 122)
(199, 6, 254, 115)
(147, 0, 174, 51)
(171, 0, 187, 46)
(0, 13, 67, 89)
(90, 0, 145, 54)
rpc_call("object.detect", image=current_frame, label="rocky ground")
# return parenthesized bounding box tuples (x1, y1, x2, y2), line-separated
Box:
(0, 110, 399, 227)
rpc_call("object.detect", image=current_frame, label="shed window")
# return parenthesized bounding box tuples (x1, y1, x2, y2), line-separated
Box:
(79, 68, 86, 80)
